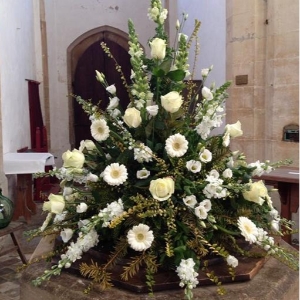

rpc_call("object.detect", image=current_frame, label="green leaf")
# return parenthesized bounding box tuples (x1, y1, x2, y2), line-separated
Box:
(159, 59, 172, 73)
(166, 69, 186, 81)
(152, 68, 165, 77)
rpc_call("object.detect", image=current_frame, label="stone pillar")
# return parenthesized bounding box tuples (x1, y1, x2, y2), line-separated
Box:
(226, 0, 299, 166)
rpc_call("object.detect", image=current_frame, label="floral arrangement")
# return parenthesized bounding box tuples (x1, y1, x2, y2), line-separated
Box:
(28, 0, 298, 299)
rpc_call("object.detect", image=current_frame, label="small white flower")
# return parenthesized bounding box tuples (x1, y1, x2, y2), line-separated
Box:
(63, 187, 73, 196)
(226, 255, 238, 268)
(194, 205, 208, 219)
(200, 199, 212, 212)
(107, 97, 119, 110)
(201, 86, 213, 100)
(76, 202, 88, 213)
(127, 224, 154, 251)
(186, 160, 202, 173)
(134, 144, 153, 163)
(86, 173, 99, 182)
(165, 133, 188, 157)
(106, 84, 116, 95)
(199, 149, 212, 163)
(136, 169, 150, 179)
(90, 119, 110, 142)
(183, 195, 197, 208)
(146, 104, 159, 116)
(103, 163, 128, 186)
(201, 68, 210, 77)
(60, 228, 74, 243)
(271, 220, 280, 232)
(222, 168, 233, 178)
(237, 216, 258, 244)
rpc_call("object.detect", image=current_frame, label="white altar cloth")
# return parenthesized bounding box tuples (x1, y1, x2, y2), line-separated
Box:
(3, 152, 55, 175)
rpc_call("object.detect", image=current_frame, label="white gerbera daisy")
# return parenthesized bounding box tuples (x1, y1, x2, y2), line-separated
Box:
(199, 148, 212, 163)
(194, 205, 208, 219)
(103, 163, 128, 186)
(127, 223, 154, 251)
(186, 160, 202, 173)
(183, 195, 197, 208)
(90, 119, 110, 142)
(237, 216, 258, 244)
(165, 133, 188, 157)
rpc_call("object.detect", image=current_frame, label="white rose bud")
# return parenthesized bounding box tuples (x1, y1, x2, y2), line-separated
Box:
(201, 68, 210, 77)
(123, 107, 142, 128)
(149, 177, 175, 201)
(79, 139, 96, 152)
(62, 149, 85, 169)
(150, 38, 166, 60)
(161, 91, 183, 113)
(201, 86, 213, 100)
(43, 193, 65, 214)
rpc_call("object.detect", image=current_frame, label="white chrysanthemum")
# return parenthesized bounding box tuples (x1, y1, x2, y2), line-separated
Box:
(199, 149, 212, 163)
(136, 169, 150, 179)
(165, 133, 188, 157)
(183, 195, 197, 208)
(103, 163, 128, 186)
(194, 205, 208, 219)
(237, 216, 258, 244)
(127, 224, 154, 251)
(186, 160, 202, 173)
(226, 255, 238, 268)
(90, 119, 110, 142)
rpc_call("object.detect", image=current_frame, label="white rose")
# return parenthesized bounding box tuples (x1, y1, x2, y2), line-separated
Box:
(123, 107, 142, 128)
(149, 177, 175, 201)
(62, 149, 85, 169)
(43, 193, 65, 214)
(150, 38, 166, 60)
(60, 228, 73, 243)
(161, 91, 183, 113)
(201, 86, 213, 100)
(76, 202, 88, 213)
(225, 121, 243, 138)
(243, 180, 268, 205)
(79, 139, 96, 152)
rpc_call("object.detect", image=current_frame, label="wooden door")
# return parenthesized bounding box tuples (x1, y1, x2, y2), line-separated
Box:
(73, 33, 131, 147)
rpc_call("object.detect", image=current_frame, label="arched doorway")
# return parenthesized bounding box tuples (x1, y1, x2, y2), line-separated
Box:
(68, 27, 131, 148)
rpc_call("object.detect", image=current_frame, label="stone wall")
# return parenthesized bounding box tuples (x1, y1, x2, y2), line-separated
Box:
(226, 0, 299, 166)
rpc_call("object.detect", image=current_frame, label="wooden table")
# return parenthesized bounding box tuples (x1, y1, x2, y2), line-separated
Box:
(257, 167, 299, 244)
(3, 152, 55, 223)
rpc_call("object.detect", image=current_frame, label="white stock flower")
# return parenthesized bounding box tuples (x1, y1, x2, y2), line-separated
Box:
(106, 84, 116, 95)
(201, 86, 213, 100)
(176, 258, 199, 289)
(165, 133, 188, 157)
(123, 107, 142, 128)
(127, 224, 154, 251)
(226, 255, 238, 268)
(103, 163, 128, 186)
(134, 144, 153, 163)
(98, 199, 124, 227)
(183, 195, 197, 208)
(136, 169, 150, 179)
(237, 216, 258, 244)
(61, 228, 74, 243)
(76, 202, 88, 213)
(161, 91, 183, 113)
(199, 149, 212, 163)
(90, 119, 110, 142)
(150, 37, 166, 60)
(186, 160, 202, 173)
